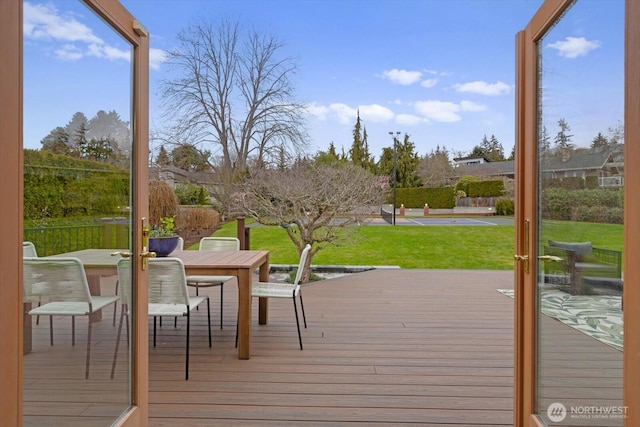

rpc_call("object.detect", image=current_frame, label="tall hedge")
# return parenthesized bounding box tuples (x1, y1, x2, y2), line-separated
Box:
(541, 187, 623, 223)
(387, 187, 455, 208)
(468, 180, 505, 197)
(23, 149, 129, 220)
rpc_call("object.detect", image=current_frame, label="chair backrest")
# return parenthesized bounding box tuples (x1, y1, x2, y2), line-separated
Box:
(199, 237, 240, 251)
(176, 236, 184, 251)
(23, 241, 38, 257)
(292, 244, 312, 285)
(23, 257, 91, 303)
(116, 258, 132, 307)
(148, 257, 189, 305)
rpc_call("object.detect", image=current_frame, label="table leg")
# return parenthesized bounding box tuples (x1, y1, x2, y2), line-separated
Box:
(23, 303, 32, 355)
(237, 269, 252, 359)
(258, 258, 269, 325)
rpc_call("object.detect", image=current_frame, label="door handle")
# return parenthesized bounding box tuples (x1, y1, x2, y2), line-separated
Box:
(141, 217, 155, 270)
(514, 255, 529, 261)
(111, 251, 131, 258)
(538, 255, 563, 262)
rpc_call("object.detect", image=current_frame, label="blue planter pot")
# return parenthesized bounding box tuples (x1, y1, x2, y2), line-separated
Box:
(149, 236, 179, 257)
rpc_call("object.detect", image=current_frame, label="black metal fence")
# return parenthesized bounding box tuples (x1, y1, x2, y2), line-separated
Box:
(24, 218, 129, 256)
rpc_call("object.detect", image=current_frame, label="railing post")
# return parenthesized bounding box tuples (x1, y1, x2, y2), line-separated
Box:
(237, 217, 246, 250)
(102, 217, 114, 248)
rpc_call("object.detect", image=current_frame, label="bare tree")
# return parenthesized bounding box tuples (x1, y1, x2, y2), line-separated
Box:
(161, 19, 308, 174)
(418, 145, 455, 187)
(235, 162, 385, 282)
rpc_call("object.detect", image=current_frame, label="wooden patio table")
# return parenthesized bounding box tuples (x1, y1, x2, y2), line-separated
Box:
(51, 248, 270, 360)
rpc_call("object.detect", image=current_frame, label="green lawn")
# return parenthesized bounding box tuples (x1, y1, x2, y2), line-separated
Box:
(211, 218, 623, 270)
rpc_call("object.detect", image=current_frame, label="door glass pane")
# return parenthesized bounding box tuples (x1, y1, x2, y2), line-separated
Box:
(537, 0, 624, 425)
(22, 0, 133, 424)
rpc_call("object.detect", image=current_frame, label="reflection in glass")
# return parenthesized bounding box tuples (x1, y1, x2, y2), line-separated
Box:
(536, 0, 624, 425)
(22, 0, 133, 424)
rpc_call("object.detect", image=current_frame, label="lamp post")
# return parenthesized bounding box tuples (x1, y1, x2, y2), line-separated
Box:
(388, 131, 401, 226)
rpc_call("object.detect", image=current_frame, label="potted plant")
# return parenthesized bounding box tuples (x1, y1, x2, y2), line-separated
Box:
(149, 216, 180, 256)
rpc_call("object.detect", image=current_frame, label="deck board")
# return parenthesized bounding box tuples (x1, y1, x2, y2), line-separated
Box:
(22, 268, 620, 426)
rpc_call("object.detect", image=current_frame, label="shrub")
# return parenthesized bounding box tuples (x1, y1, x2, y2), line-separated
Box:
(468, 180, 505, 197)
(495, 198, 514, 216)
(175, 207, 221, 247)
(149, 180, 179, 227)
(175, 183, 209, 205)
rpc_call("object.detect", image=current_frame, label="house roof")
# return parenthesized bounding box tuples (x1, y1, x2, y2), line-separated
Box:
(457, 150, 615, 177)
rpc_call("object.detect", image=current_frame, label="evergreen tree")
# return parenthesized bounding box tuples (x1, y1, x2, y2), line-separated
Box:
(156, 145, 171, 166)
(396, 133, 421, 187)
(74, 121, 90, 158)
(314, 142, 344, 166)
(487, 134, 505, 161)
(84, 137, 115, 161)
(171, 144, 211, 172)
(590, 132, 609, 153)
(554, 118, 575, 151)
(377, 133, 420, 188)
(349, 110, 365, 167)
(539, 125, 551, 157)
(41, 127, 71, 155)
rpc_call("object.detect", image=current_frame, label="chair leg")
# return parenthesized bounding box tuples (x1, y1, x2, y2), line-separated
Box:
(299, 292, 307, 328)
(220, 285, 224, 329)
(153, 316, 157, 347)
(113, 279, 119, 326)
(85, 317, 92, 379)
(185, 311, 190, 380)
(293, 297, 303, 350)
(72, 316, 76, 346)
(234, 313, 239, 348)
(111, 306, 125, 379)
(49, 316, 54, 346)
(207, 297, 212, 347)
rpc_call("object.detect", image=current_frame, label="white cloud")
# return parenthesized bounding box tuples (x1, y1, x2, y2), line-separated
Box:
(420, 78, 438, 88)
(24, 2, 102, 44)
(414, 100, 462, 123)
(150, 48, 168, 70)
(453, 80, 511, 96)
(412, 99, 487, 123)
(306, 103, 394, 124)
(54, 44, 83, 61)
(460, 100, 487, 112)
(358, 104, 394, 122)
(23, 2, 160, 68)
(396, 114, 424, 126)
(328, 103, 357, 124)
(381, 69, 422, 85)
(306, 102, 330, 119)
(547, 36, 601, 59)
(87, 43, 130, 62)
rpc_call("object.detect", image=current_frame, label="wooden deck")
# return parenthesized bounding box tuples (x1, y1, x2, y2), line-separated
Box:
(24, 269, 518, 426)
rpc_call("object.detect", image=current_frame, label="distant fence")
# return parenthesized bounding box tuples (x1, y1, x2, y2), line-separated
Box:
(24, 218, 129, 256)
(455, 197, 501, 208)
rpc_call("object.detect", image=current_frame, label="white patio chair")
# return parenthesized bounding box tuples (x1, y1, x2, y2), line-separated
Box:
(23, 241, 37, 257)
(111, 257, 132, 379)
(186, 237, 239, 329)
(236, 244, 311, 350)
(148, 257, 212, 380)
(23, 257, 120, 379)
(23, 241, 44, 324)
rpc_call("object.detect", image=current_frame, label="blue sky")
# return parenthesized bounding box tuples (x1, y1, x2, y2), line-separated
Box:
(23, 0, 624, 161)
